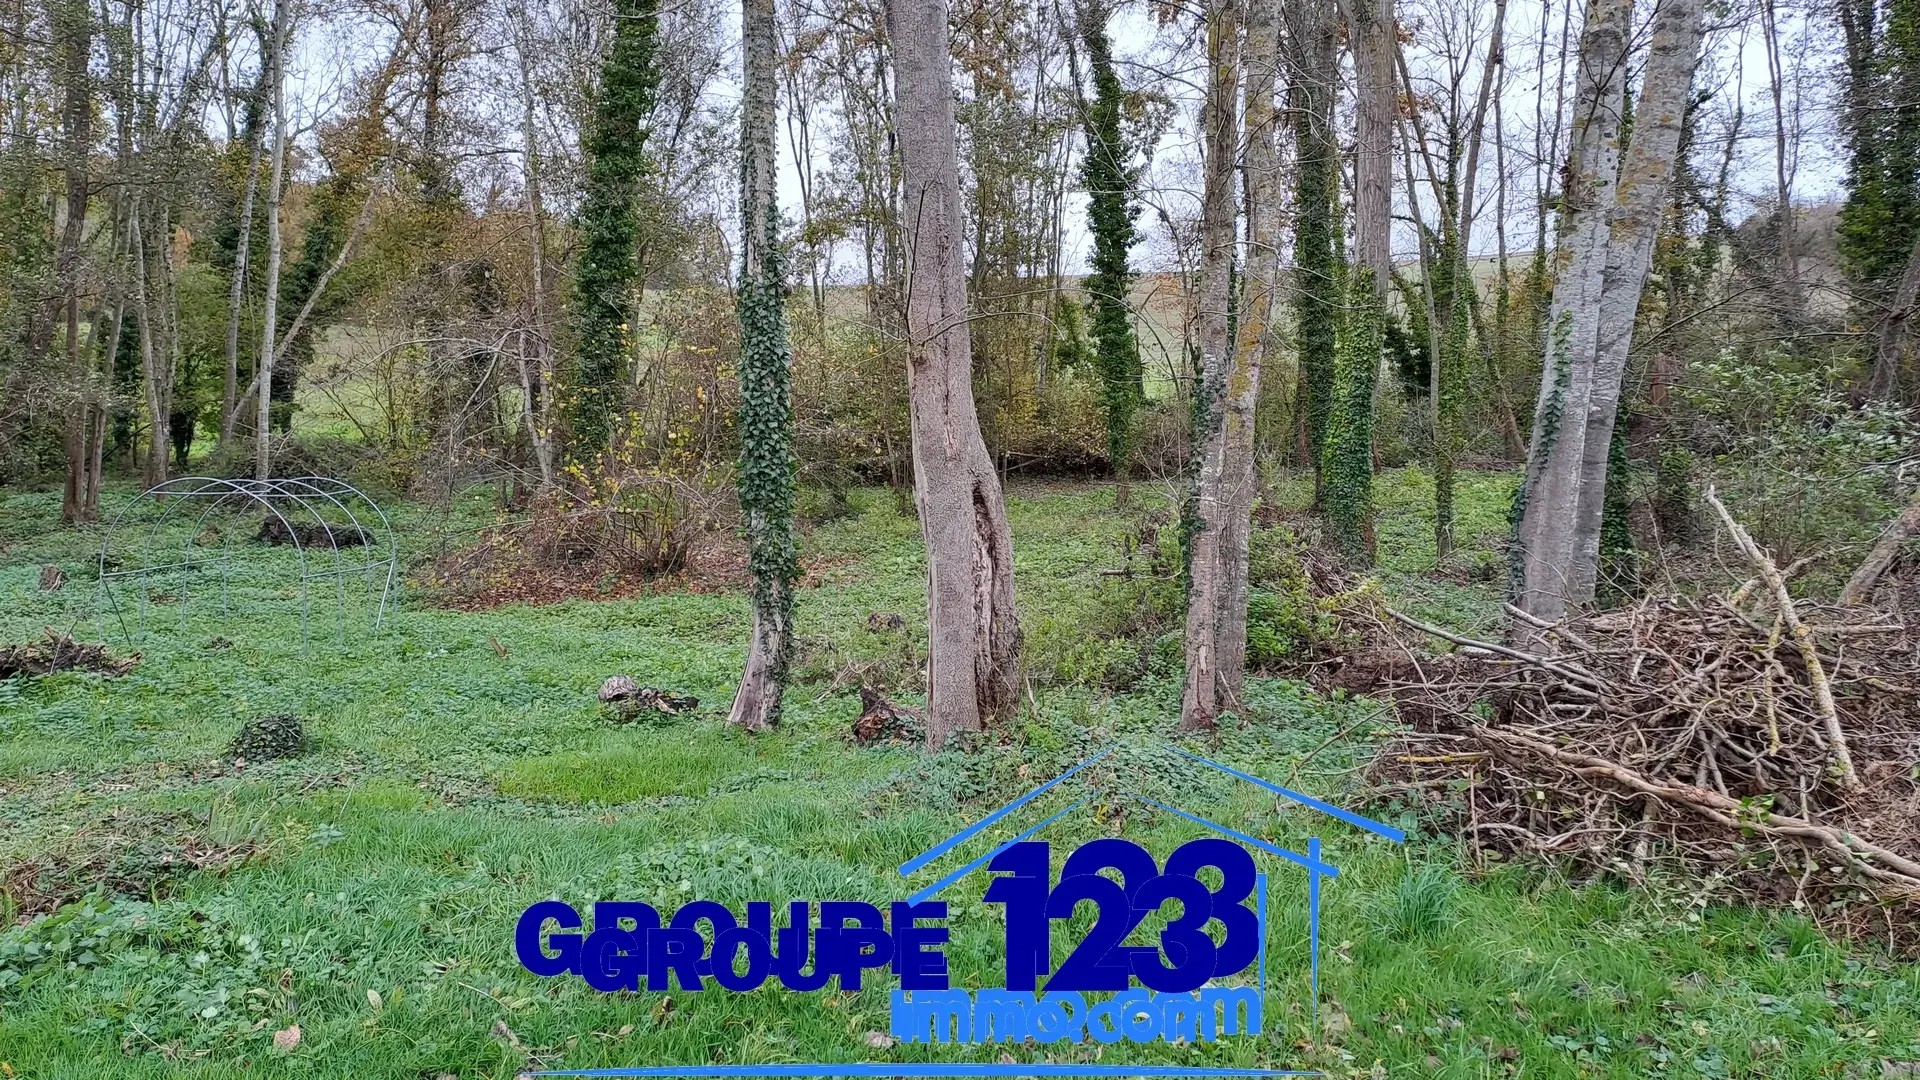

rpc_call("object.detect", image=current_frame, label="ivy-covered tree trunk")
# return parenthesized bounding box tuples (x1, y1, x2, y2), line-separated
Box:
(1074, 0, 1142, 488)
(1324, 269, 1380, 562)
(566, 0, 661, 472)
(1286, 0, 1339, 494)
(1843, 0, 1920, 400)
(1513, 0, 1703, 631)
(727, 0, 797, 732)
(889, 0, 1022, 747)
(1178, 0, 1241, 732)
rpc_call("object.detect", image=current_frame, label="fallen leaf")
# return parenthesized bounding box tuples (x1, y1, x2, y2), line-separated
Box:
(1319, 1002, 1352, 1043)
(272, 1024, 301, 1051)
(367, 988, 383, 1012)
(864, 1031, 894, 1049)
(617, 1024, 635, 1038)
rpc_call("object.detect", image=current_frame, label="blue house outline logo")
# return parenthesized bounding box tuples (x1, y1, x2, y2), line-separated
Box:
(534, 744, 1402, 1079)
(892, 745, 1404, 1046)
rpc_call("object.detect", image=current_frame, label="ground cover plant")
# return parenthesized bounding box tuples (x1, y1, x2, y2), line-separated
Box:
(2, 473, 1917, 1079)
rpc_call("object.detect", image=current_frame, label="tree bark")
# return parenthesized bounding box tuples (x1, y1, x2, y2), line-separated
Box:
(1351, 0, 1394, 296)
(1563, 0, 1707, 603)
(1511, 0, 1636, 631)
(888, 0, 1022, 747)
(1215, 0, 1279, 704)
(728, 0, 798, 732)
(1180, 0, 1243, 732)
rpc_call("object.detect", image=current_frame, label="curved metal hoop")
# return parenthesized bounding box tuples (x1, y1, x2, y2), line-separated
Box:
(96, 476, 400, 648)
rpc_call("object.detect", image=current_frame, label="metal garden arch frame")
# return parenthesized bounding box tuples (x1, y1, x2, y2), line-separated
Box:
(97, 476, 398, 648)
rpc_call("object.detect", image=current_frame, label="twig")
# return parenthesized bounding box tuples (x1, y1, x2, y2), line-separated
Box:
(1704, 487, 1861, 791)
(1381, 606, 1607, 692)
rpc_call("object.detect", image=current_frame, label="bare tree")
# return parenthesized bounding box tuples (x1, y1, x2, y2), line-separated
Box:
(887, 0, 1022, 746)
(254, 0, 291, 480)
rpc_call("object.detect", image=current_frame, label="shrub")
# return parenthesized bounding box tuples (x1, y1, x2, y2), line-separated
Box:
(1676, 357, 1918, 575)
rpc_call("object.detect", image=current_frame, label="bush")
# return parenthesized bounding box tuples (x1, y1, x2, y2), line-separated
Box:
(1676, 358, 1918, 575)
(1244, 523, 1334, 669)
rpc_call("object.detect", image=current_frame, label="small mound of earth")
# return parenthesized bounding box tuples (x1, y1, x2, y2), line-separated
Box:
(229, 714, 309, 762)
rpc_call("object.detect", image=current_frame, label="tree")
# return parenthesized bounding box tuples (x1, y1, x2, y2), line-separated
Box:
(887, 0, 1022, 746)
(726, 0, 797, 732)
(1286, 0, 1338, 491)
(217, 10, 268, 449)
(1512, 0, 1706, 630)
(1351, 0, 1395, 298)
(566, 0, 662, 471)
(51, 0, 98, 521)
(1073, 0, 1141, 486)
(1324, 269, 1380, 561)
(1178, 0, 1250, 731)
(254, 0, 291, 480)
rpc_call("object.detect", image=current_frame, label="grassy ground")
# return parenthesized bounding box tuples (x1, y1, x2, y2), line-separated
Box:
(0, 470, 1915, 1079)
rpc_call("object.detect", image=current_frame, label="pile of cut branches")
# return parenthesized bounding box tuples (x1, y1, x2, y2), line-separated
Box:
(0, 629, 141, 679)
(1360, 490, 1920, 928)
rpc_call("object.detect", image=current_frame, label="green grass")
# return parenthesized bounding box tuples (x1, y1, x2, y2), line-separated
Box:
(0, 471, 1914, 1079)
(497, 728, 778, 802)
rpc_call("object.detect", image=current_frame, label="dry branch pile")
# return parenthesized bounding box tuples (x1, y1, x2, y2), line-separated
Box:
(0, 629, 140, 679)
(1360, 492, 1920, 927)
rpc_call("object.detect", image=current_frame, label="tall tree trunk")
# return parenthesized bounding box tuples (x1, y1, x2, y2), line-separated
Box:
(219, 82, 265, 447)
(254, 0, 289, 481)
(1513, 0, 1634, 628)
(1287, 0, 1338, 489)
(1431, 0, 1507, 559)
(888, 0, 1022, 746)
(1217, 0, 1280, 712)
(728, 0, 798, 732)
(1569, 0, 1706, 594)
(512, 0, 555, 488)
(1351, 0, 1394, 297)
(132, 203, 169, 489)
(1179, 0, 1242, 732)
(1514, 0, 1705, 631)
(54, 0, 94, 521)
